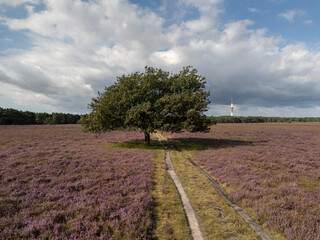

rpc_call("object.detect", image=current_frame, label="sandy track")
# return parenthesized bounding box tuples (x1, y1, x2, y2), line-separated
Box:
(158, 136, 204, 240)
(170, 141, 274, 240)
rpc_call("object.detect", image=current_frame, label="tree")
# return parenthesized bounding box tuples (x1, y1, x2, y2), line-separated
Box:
(82, 66, 211, 145)
(36, 112, 51, 124)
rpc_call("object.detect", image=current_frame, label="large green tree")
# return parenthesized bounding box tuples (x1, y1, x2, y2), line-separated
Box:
(82, 66, 211, 144)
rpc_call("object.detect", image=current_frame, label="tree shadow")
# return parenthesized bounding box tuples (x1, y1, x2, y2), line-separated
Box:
(106, 139, 163, 151)
(106, 136, 256, 152)
(168, 137, 255, 151)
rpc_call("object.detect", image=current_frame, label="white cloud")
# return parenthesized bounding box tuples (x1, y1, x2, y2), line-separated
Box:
(1, 37, 13, 42)
(248, 7, 260, 13)
(0, 0, 320, 116)
(181, 0, 223, 33)
(304, 20, 312, 25)
(163, 20, 320, 109)
(0, 0, 40, 7)
(278, 9, 306, 23)
(151, 50, 181, 66)
(0, 0, 167, 113)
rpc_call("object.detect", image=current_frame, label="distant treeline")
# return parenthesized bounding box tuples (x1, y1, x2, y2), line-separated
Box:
(208, 116, 320, 124)
(0, 107, 81, 125)
(2, 107, 319, 125)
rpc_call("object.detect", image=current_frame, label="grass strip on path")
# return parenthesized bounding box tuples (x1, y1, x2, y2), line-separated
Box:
(108, 138, 192, 240)
(158, 135, 204, 240)
(157, 133, 261, 240)
(176, 148, 274, 240)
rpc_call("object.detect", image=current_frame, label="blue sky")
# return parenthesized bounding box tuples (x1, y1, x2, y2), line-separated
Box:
(0, 0, 319, 116)
(224, 0, 320, 47)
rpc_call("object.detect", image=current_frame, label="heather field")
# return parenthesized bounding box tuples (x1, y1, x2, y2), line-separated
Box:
(0, 125, 159, 239)
(166, 123, 320, 240)
(2, 123, 319, 240)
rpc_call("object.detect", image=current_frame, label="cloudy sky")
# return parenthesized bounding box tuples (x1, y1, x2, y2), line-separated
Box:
(0, 0, 319, 116)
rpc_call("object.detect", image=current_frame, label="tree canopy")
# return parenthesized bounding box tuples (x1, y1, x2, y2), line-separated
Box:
(82, 66, 211, 144)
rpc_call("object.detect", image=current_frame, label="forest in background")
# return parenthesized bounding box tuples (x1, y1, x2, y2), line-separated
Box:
(208, 115, 320, 124)
(0, 107, 81, 125)
(1, 107, 319, 125)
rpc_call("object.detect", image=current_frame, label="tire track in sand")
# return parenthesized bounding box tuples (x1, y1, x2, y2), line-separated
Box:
(158, 135, 204, 240)
(162, 135, 274, 240)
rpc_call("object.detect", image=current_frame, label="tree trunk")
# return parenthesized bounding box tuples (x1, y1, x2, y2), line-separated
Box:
(144, 133, 151, 145)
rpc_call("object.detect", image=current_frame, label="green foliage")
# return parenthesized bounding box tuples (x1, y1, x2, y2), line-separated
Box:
(0, 107, 81, 125)
(83, 66, 211, 143)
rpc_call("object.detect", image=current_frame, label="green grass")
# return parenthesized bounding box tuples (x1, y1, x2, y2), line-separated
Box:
(168, 138, 286, 240)
(300, 178, 320, 190)
(151, 150, 192, 240)
(106, 139, 163, 151)
(105, 138, 192, 240)
(171, 138, 249, 152)
(169, 139, 212, 151)
(169, 149, 259, 240)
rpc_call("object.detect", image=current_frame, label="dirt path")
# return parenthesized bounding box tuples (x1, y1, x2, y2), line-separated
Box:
(158, 136, 204, 240)
(165, 137, 274, 240)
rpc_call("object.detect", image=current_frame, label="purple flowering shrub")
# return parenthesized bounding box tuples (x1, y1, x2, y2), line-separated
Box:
(166, 123, 320, 240)
(0, 125, 155, 239)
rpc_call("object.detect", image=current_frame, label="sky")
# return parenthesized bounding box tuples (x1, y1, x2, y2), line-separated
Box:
(0, 0, 320, 117)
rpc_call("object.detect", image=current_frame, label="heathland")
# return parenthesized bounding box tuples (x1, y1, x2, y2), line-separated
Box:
(0, 123, 319, 239)
(165, 122, 320, 240)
